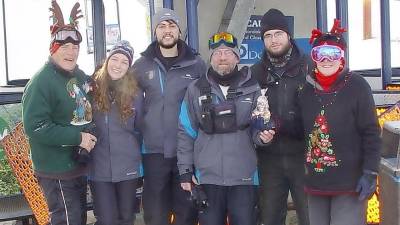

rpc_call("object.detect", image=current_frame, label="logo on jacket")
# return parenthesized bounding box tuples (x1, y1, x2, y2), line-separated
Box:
(182, 73, 196, 80)
(126, 171, 137, 176)
(242, 177, 252, 181)
(241, 97, 252, 103)
(147, 71, 154, 80)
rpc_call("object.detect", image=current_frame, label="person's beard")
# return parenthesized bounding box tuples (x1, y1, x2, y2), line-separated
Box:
(157, 35, 179, 49)
(267, 41, 291, 58)
(212, 64, 236, 75)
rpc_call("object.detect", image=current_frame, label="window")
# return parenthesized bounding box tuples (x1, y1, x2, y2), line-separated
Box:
(363, 0, 380, 39)
(0, 0, 150, 86)
(390, 0, 400, 67)
(0, 0, 94, 84)
(117, 0, 151, 61)
(327, 0, 337, 30)
(0, 1, 6, 85)
(86, 0, 122, 54)
(348, 0, 381, 70)
(345, 0, 399, 70)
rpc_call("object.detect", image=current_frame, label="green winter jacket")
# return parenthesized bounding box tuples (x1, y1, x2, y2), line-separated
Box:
(22, 59, 93, 175)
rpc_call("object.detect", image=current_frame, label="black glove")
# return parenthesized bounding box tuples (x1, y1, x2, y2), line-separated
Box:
(356, 170, 377, 201)
(179, 172, 193, 183)
(191, 184, 208, 212)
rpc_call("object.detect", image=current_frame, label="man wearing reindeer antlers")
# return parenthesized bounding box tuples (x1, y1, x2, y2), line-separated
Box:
(22, 1, 94, 224)
(250, 8, 311, 225)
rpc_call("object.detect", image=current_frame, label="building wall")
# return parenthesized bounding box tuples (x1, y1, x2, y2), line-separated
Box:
(166, 0, 316, 60)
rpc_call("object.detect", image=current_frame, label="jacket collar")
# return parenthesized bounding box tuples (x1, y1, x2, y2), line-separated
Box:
(260, 40, 304, 73)
(141, 39, 197, 69)
(47, 57, 77, 77)
(205, 66, 258, 95)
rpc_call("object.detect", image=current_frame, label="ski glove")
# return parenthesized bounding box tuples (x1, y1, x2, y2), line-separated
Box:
(356, 170, 377, 201)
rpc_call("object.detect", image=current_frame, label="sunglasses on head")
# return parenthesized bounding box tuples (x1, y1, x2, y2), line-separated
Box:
(52, 29, 82, 44)
(311, 44, 344, 62)
(208, 32, 237, 49)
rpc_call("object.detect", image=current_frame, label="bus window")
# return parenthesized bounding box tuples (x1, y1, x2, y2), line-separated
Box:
(85, 0, 121, 55)
(390, 0, 400, 68)
(0, 1, 5, 85)
(115, 0, 151, 62)
(326, 0, 336, 30)
(348, 0, 381, 71)
(84, 0, 150, 63)
(0, 0, 95, 85)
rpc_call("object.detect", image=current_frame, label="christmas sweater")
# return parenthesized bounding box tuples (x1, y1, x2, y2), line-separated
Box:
(298, 70, 381, 194)
(22, 59, 93, 175)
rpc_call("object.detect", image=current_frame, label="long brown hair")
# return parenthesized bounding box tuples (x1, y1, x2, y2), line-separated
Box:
(92, 58, 139, 122)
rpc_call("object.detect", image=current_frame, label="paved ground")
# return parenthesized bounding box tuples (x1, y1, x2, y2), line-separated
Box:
(0, 210, 299, 225)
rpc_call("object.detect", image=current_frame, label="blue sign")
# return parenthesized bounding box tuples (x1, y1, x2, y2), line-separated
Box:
(239, 40, 264, 64)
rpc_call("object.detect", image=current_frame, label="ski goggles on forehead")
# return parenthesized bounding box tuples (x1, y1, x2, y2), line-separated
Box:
(208, 32, 237, 49)
(311, 45, 344, 62)
(52, 29, 82, 43)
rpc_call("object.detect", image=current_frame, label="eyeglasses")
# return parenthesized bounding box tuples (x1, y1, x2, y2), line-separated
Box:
(212, 49, 235, 57)
(52, 29, 82, 43)
(209, 32, 238, 49)
(263, 31, 286, 40)
(311, 45, 344, 62)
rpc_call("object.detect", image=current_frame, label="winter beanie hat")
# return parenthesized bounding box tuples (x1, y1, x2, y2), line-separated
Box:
(208, 32, 240, 61)
(260, 8, 291, 38)
(152, 8, 181, 32)
(209, 44, 240, 61)
(108, 40, 134, 65)
(49, 0, 83, 55)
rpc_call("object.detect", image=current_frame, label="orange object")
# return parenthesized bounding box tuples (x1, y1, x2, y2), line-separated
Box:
(377, 104, 400, 128)
(385, 84, 400, 91)
(1, 123, 50, 225)
(367, 192, 380, 224)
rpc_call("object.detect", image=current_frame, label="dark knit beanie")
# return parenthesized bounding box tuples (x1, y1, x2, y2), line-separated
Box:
(260, 8, 291, 38)
(108, 40, 134, 65)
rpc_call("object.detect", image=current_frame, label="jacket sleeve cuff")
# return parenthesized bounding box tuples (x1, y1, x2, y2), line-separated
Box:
(363, 169, 378, 176)
(180, 172, 193, 183)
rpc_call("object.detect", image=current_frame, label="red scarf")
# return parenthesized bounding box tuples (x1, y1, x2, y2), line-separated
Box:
(315, 70, 340, 91)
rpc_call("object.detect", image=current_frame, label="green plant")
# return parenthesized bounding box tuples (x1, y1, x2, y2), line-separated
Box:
(0, 156, 21, 196)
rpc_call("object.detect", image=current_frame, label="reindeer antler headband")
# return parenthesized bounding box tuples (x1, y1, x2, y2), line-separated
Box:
(309, 19, 347, 46)
(49, 0, 83, 34)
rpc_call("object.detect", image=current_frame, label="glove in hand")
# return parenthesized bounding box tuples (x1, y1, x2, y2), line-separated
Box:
(356, 171, 377, 201)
